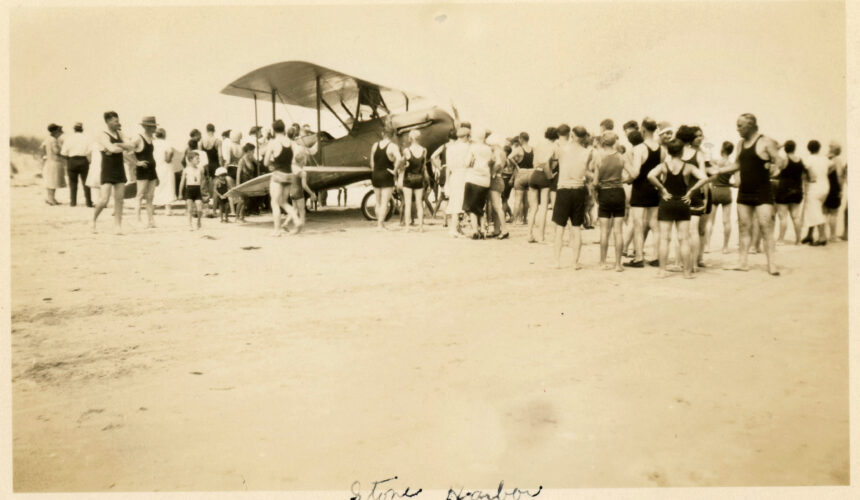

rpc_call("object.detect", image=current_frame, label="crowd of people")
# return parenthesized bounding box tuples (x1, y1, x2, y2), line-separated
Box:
(368, 113, 847, 277)
(38, 113, 333, 234)
(38, 111, 847, 277)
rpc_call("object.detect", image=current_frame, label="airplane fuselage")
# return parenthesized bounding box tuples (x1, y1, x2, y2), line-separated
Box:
(303, 106, 454, 191)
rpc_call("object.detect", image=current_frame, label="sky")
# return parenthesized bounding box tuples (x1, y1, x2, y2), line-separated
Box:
(9, 1, 847, 152)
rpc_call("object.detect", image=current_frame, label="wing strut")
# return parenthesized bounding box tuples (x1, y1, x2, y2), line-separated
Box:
(340, 100, 355, 121)
(315, 74, 323, 164)
(271, 88, 276, 122)
(253, 93, 261, 169)
(321, 98, 350, 131)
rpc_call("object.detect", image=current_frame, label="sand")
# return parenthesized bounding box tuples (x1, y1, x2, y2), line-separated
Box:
(10, 179, 848, 492)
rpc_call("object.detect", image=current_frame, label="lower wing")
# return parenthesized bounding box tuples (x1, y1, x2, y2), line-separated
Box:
(227, 166, 372, 197)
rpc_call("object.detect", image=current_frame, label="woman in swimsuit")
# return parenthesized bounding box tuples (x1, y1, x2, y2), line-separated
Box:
(823, 144, 844, 242)
(773, 140, 807, 244)
(370, 126, 402, 230)
(707, 141, 737, 253)
(676, 126, 710, 272)
(647, 138, 709, 279)
(400, 130, 429, 232)
(264, 120, 301, 236)
(527, 127, 558, 243)
(487, 137, 510, 239)
(133, 117, 160, 228)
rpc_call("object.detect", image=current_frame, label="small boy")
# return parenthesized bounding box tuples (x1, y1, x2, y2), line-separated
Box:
(178, 150, 204, 230)
(213, 167, 234, 223)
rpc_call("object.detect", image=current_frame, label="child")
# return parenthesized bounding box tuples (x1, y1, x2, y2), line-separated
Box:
(213, 167, 234, 222)
(178, 150, 204, 230)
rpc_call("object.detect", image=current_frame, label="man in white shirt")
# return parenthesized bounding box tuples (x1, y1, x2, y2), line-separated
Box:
(60, 122, 93, 206)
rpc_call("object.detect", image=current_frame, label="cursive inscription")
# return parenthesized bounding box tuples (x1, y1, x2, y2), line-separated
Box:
(350, 477, 542, 500)
(351, 476, 423, 500)
(446, 481, 543, 500)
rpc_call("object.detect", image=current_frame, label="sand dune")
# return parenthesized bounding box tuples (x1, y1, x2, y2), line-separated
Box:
(10, 183, 848, 492)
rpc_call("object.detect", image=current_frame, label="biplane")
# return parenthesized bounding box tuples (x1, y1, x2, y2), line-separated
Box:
(222, 61, 455, 218)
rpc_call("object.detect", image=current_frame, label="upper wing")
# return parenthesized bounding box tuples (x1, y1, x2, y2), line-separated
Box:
(221, 60, 423, 116)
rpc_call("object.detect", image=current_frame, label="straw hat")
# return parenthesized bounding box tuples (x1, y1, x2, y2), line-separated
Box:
(215, 167, 228, 177)
(140, 116, 159, 127)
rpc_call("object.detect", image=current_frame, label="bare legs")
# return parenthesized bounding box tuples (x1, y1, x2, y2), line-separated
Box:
(689, 215, 701, 272)
(374, 187, 393, 230)
(826, 210, 839, 242)
(599, 217, 624, 271)
(554, 224, 582, 269)
(92, 183, 125, 234)
(489, 190, 508, 237)
(136, 179, 157, 228)
(537, 187, 550, 241)
(777, 203, 802, 244)
(270, 182, 298, 235)
(718, 203, 733, 252)
(527, 187, 549, 242)
(658, 220, 692, 278)
(512, 188, 526, 225)
(403, 186, 425, 232)
(629, 206, 658, 263)
(186, 199, 203, 230)
(526, 188, 538, 242)
(731, 204, 778, 275)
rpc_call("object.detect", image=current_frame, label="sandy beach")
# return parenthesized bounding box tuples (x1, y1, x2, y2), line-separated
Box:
(10, 178, 848, 492)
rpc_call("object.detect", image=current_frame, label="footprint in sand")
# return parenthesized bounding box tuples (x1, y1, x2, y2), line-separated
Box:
(77, 408, 105, 422)
(647, 471, 669, 486)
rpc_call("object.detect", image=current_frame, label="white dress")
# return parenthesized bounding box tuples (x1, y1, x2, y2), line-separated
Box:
(804, 154, 830, 227)
(153, 139, 176, 205)
(41, 137, 67, 189)
(86, 142, 103, 189)
(445, 142, 470, 215)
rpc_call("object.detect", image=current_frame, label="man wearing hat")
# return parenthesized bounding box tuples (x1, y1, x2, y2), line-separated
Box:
(130, 116, 160, 228)
(60, 122, 93, 207)
(40, 123, 66, 205)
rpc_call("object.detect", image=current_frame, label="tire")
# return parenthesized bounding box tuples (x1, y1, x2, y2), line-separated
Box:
(361, 190, 394, 221)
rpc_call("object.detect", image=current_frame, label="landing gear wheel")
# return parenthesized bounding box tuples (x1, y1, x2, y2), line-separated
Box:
(361, 190, 394, 221)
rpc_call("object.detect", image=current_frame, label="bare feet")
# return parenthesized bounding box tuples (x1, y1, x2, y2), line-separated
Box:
(614, 265, 624, 272)
(601, 263, 612, 271)
(683, 273, 694, 279)
(722, 247, 730, 254)
(724, 263, 749, 272)
(656, 269, 670, 278)
(573, 263, 583, 270)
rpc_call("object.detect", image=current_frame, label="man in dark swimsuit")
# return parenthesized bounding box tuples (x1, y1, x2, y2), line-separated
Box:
(625, 118, 663, 267)
(201, 123, 222, 216)
(92, 111, 136, 234)
(712, 114, 782, 275)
